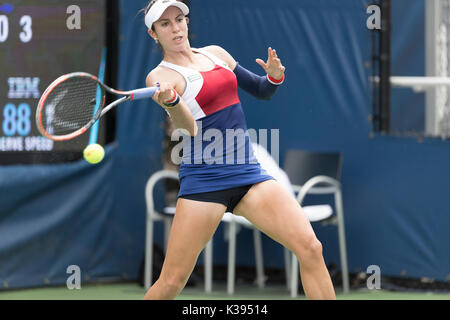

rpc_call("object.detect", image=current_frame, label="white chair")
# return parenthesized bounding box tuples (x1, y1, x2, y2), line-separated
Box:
(282, 150, 349, 297)
(144, 169, 265, 294)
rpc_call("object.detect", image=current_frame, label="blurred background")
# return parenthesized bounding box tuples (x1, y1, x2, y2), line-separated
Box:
(0, 0, 449, 299)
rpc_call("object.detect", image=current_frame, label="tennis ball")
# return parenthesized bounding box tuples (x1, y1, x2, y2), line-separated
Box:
(83, 144, 105, 164)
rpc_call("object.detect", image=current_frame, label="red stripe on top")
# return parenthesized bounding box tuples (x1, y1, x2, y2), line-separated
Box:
(196, 65, 240, 116)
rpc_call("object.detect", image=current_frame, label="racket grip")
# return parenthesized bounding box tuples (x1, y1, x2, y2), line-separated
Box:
(130, 87, 158, 100)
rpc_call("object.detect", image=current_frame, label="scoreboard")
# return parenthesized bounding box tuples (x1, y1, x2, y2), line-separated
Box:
(0, 0, 110, 164)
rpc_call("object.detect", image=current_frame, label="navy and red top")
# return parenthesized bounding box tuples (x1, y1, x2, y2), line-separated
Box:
(159, 48, 275, 196)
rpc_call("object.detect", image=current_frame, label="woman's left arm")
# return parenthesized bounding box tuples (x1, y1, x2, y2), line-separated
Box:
(205, 46, 286, 101)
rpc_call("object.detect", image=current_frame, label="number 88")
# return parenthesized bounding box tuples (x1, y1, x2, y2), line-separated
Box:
(2, 103, 31, 137)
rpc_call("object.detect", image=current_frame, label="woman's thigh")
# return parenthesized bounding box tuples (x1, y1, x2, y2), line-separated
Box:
(159, 198, 226, 279)
(233, 179, 317, 254)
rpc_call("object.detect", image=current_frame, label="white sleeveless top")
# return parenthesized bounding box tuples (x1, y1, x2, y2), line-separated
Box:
(158, 48, 233, 120)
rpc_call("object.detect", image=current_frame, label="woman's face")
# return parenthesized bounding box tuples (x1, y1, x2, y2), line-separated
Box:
(150, 6, 189, 51)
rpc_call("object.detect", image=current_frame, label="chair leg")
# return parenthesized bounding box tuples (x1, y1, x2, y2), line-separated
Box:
(335, 189, 350, 294)
(290, 252, 298, 298)
(284, 248, 291, 290)
(145, 216, 154, 290)
(204, 240, 213, 293)
(253, 229, 265, 289)
(227, 220, 236, 295)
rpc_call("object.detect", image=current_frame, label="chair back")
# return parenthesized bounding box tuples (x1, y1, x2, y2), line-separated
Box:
(283, 150, 343, 187)
(145, 170, 179, 218)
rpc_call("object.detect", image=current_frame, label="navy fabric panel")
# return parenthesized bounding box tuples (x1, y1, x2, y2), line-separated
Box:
(0, 146, 116, 287)
(337, 137, 450, 279)
(181, 103, 253, 165)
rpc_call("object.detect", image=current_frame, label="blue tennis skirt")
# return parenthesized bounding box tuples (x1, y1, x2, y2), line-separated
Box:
(178, 162, 274, 197)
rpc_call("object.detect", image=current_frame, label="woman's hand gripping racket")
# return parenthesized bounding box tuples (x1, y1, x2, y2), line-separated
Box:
(36, 72, 158, 141)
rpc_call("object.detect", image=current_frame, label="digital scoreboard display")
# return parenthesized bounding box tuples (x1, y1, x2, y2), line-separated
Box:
(0, 0, 108, 164)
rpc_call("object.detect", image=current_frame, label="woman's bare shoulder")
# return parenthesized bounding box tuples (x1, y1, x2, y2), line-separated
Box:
(146, 65, 183, 87)
(146, 65, 186, 95)
(146, 66, 165, 87)
(202, 45, 237, 70)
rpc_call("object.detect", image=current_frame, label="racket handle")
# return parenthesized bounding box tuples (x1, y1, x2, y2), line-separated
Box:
(130, 87, 158, 100)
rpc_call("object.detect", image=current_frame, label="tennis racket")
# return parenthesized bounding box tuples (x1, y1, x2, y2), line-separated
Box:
(36, 72, 158, 141)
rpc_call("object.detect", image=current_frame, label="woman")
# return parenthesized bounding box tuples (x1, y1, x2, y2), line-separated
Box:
(142, 0, 336, 300)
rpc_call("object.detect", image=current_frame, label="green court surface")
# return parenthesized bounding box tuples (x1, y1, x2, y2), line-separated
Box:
(0, 282, 449, 300)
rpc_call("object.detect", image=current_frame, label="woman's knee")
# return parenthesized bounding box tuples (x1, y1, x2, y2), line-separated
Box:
(159, 270, 191, 293)
(293, 234, 323, 262)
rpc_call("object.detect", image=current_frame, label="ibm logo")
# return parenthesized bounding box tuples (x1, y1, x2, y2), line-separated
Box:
(8, 77, 40, 99)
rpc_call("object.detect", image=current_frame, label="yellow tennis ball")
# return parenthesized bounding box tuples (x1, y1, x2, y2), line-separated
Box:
(83, 144, 105, 164)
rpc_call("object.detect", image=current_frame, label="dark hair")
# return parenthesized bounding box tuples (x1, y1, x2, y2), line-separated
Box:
(138, 0, 159, 31)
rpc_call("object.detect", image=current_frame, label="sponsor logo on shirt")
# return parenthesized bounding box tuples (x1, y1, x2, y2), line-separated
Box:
(188, 74, 202, 82)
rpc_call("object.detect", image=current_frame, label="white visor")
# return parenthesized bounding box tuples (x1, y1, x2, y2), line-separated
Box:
(145, 0, 189, 30)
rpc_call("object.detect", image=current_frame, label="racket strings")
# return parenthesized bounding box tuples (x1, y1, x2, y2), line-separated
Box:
(42, 77, 104, 136)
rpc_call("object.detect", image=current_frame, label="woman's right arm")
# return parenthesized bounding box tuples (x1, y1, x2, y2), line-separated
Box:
(146, 71, 198, 137)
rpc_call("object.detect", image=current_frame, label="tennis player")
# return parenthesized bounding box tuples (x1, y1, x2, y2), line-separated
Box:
(142, 0, 336, 300)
